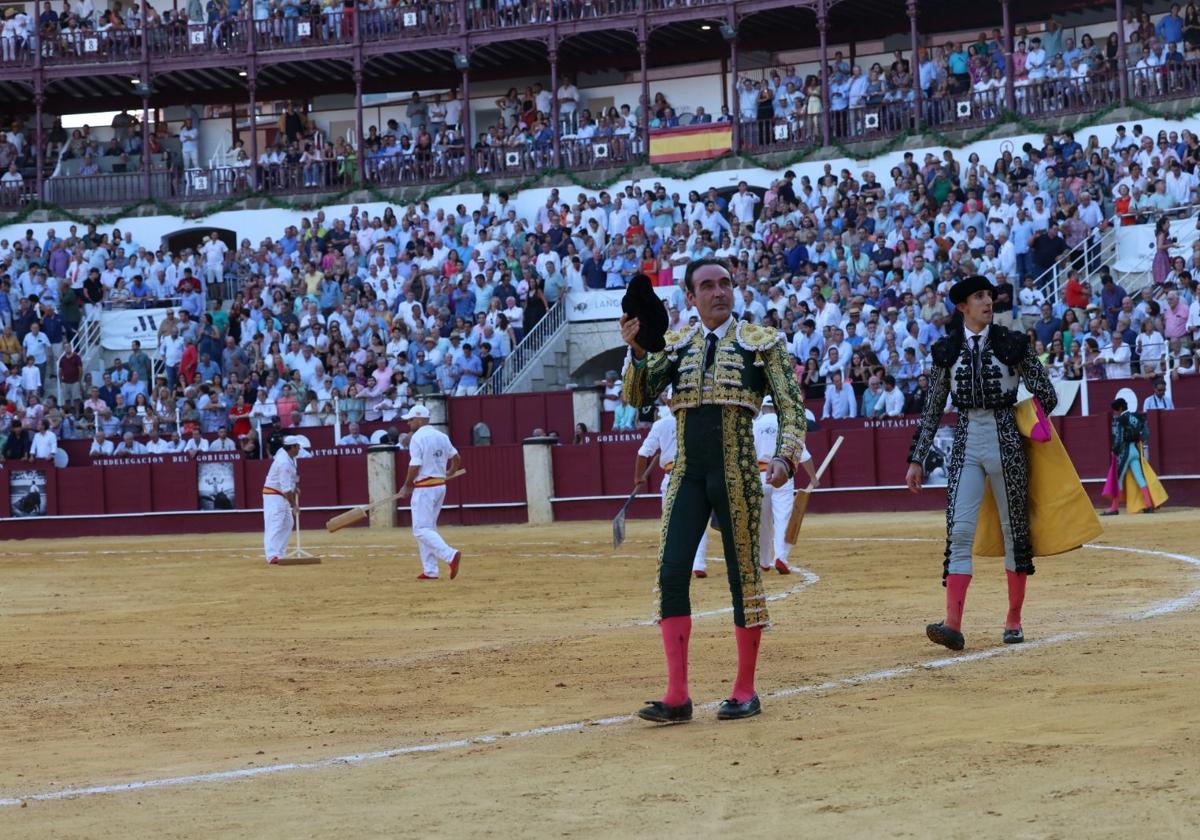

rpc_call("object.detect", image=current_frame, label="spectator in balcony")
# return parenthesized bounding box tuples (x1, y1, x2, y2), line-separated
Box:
(178, 118, 199, 171)
(337, 420, 368, 446)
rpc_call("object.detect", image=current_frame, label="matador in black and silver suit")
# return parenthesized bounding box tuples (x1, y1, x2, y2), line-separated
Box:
(907, 275, 1058, 651)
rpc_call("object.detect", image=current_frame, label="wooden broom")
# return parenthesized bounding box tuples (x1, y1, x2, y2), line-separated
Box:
(325, 469, 467, 533)
(783, 436, 843, 544)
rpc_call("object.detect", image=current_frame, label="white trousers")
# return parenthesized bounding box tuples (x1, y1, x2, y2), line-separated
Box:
(263, 494, 293, 562)
(759, 477, 793, 568)
(412, 484, 456, 576)
(662, 472, 707, 571)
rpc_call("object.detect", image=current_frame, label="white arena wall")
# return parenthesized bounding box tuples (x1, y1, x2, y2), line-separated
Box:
(3, 116, 1194, 248)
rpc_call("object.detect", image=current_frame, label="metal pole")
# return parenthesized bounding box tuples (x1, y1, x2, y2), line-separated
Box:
(818, 0, 831, 147)
(639, 27, 651, 161)
(1116, 0, 1129, 105)
(550, 43, 560, 169)
(1002, 0, 1015, 112)
(248, 77, 258, 190)
(34, 89, 45, 204)
(142, 94, 152, 199)
(461, 65, 472, 175)
(354, 67, 366, 185)
(908, 0, 922, 131)
(729, 27, 739, 152)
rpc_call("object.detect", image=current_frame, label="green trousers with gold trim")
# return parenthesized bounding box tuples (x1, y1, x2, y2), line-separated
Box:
(657, 404, 769, 628)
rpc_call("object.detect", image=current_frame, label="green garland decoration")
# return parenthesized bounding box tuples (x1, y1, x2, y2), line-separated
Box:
(3, 98, 1197, 229)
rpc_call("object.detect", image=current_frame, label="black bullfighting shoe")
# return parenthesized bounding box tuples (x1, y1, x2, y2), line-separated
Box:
(717, 694, 762, 720)
(926, 622, 965, 651)
(1003, 627, 1025, 644)
(637, 699, 693, 723)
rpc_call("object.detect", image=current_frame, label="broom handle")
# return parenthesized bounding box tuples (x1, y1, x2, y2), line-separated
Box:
(805, 436, 843, 491)
(364, 468, 468, 513)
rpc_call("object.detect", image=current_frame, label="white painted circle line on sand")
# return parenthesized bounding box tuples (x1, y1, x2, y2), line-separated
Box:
(0, 539, 1195, 807)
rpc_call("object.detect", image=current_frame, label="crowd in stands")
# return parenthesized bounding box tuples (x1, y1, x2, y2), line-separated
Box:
(5, 114, 1200, 461)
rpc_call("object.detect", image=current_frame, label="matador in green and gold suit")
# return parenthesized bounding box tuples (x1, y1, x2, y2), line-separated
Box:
(623, 317, 807, 630)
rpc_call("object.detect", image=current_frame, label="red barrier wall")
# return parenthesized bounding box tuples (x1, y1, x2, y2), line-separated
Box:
(4, 406, 1196, 539)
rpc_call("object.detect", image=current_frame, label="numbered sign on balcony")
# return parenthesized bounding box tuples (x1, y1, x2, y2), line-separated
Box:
(193, 175, 209, 191)
(84, 37, 99, 53)
(773, 124, 789, 141)
(297, 21, 312, 37)
(402, 11, 418, 27)
(189, 29, 205, 46)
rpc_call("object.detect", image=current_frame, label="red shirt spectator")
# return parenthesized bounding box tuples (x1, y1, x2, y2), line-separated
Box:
(1064, 275, 1089, 310)
(179, 342, 198, 385)
(229, 397, 252, 438)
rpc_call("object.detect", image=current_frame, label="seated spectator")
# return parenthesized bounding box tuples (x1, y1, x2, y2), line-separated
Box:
(113, 430, 145, 456)
(337, 421, 369, 446)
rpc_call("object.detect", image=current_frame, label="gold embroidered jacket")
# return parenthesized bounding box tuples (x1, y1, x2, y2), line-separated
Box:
(622, 321, 807, 472)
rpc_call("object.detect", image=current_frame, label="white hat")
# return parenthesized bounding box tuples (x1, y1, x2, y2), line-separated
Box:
(282, 435, 309, 448)
(402, 404, 431, 421)
(762, 395, 774, 407)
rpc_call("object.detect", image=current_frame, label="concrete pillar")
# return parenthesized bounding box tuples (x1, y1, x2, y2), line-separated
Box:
(422, 394, 450, 434)
(572, 388, 601, 437)
(366, 444, 397, 529)
(522, 437, 556, 525)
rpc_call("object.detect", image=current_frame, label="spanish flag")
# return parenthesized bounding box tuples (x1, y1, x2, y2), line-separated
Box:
(649, 124, 733, 164)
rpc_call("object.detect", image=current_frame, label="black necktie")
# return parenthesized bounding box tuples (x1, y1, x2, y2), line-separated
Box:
(970, 335, 982, 403)
(704, 332, 719, 374)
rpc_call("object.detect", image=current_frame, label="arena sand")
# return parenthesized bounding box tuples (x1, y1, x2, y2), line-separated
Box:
(0, 511, 1197, 838)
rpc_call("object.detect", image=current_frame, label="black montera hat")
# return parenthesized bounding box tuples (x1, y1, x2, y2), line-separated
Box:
(948, 275, 996, 306)
(621, 273, 668, 353)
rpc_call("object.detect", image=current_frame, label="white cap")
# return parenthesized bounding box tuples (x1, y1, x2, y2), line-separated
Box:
(762, 395, 774, 407)
(402, 404, 431, 421)
(283, 435, 309, 448)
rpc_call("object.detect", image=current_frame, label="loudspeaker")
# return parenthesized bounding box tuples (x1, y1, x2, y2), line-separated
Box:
(454, 52, 470, 71)
(719, 24, 736, 41)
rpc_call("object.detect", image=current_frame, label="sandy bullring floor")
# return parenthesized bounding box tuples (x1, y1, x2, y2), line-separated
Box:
(0, 511, 1198, 838)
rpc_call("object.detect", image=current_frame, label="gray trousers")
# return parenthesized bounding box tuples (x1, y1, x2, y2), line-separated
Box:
(946, 409, 1023, 575)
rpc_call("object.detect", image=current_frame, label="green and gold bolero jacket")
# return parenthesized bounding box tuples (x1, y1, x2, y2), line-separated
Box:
(621, 320, 807, 473)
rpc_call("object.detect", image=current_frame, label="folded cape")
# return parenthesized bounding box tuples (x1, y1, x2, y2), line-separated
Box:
(974, 398, 1103, 558)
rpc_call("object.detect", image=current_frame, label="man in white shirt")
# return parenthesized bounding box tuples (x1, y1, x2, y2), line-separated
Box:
(876, 374, 906, 417)
(183, 429, 211, 455)
(179, 118, 200, 170)
(89, 430, 115, 456)
(821, 370, 857, 419)
(728, 181, 761, 226)
(113, 431, 146, 457)
(337, 421, 370, 445)
(1141, 378, 1174, 411)
(1101, 332, 1132, 379)
(398, 404, 462, 580)
(200, 231, 228, 296)
(262, 435, 305, 564)
(1017, 276, 1045, 330)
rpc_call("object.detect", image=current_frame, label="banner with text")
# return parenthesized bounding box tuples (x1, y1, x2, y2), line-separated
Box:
(100, 307, 171, 351)
(566, 287, 674, 323)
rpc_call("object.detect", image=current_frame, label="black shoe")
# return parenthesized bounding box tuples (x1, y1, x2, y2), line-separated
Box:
(636, 699, 693, 723)
(926, 622, 965, 651)
(1141, 507, 1156, 514)
(1100, 510, 1119, 516)
(717, 694, 762, 720)
(1003, 627, 1025, 644)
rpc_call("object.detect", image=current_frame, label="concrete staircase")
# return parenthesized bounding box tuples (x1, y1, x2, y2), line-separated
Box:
(501, 325, 572, 393)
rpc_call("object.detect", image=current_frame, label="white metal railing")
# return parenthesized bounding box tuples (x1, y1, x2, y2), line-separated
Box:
(476, 297, 569, 396)
(1033, 203, 1200, 305)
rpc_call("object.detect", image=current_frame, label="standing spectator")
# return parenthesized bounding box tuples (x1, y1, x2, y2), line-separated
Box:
(179, 118, 200, 170)
(57, 344, 83, 404)
(1017, 276, 1046, 331)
